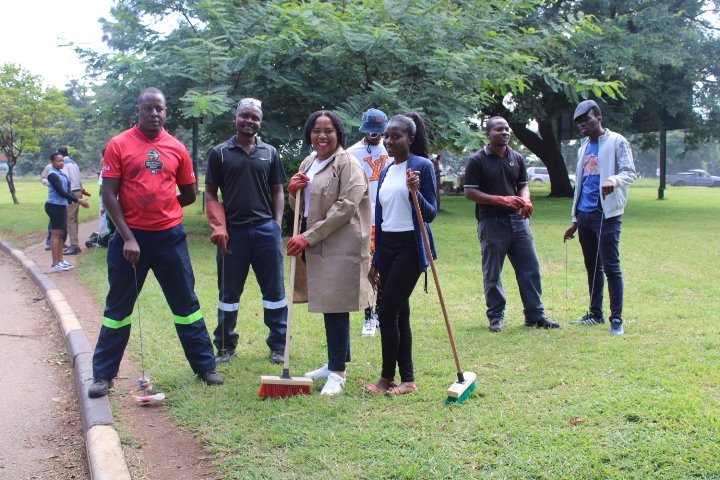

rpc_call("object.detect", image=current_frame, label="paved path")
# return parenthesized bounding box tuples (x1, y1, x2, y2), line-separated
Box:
(19, 221, 215, 479)
(0, 251, 88, 479)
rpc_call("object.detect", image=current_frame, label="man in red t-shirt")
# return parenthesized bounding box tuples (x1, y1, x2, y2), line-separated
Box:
(89, 87, 223, 398)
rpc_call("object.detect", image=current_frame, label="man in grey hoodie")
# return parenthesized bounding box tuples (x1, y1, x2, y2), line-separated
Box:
(563, 100, 636, 335)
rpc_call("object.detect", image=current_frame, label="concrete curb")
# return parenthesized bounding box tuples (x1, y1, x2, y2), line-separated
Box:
(0, 240, 131, 480)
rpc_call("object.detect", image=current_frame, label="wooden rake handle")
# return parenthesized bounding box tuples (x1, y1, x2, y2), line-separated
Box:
(282, 191, 303, 375)
(410, 189, 466, 382)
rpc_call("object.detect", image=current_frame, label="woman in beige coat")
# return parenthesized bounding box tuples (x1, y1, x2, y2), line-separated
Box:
(287, 110, 372, 396)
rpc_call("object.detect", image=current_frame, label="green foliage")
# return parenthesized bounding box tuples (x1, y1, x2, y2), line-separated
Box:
(0, 177, 97, 246)
(491, 0, 720, 196)
(0, 64, 75, 203)
(78, 0, 624, 171)
(633, 130, 720, 177)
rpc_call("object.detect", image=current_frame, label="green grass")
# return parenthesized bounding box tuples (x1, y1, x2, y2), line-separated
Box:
(3, 177, 720, 479)
(0, 177, 97, 247)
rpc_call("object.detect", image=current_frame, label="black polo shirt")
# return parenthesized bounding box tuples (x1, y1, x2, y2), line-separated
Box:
(464, 145, 528, 221)
(205, 136, 286, 226)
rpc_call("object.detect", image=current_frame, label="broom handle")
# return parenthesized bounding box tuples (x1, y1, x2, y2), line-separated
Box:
(410, 189, 466, 383)
(282, 191, 302, 376)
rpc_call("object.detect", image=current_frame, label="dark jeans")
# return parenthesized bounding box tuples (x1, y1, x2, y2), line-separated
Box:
(213, 219, 287, 353)
(324, 312, 351, 372)
(577, 210, 624, 321)
(93, 224, 216, 380)
(478, 214, 545, 324)
(376, 231, 421, 383)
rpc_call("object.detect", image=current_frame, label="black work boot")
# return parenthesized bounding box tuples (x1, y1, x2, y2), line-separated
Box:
(198, 370, 225, 386)
(88, 378, 112, 398)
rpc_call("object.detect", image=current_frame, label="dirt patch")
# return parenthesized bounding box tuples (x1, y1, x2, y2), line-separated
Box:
(21, 222, 216, 480)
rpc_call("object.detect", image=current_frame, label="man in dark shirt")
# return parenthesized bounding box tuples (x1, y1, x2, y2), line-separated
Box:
(205, 98, 288, 364)
(463, 116, 559, 332)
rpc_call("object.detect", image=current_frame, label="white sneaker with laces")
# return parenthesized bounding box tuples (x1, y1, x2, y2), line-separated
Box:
(320, 372, 346, 396)
(59, 261, 75, 269)
(304, 364, 331, 379)
(361, 317, 377, 337)
(50, 264, 66, 272)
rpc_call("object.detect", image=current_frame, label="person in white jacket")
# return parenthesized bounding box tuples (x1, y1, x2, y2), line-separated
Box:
(563, 100, 636, 336)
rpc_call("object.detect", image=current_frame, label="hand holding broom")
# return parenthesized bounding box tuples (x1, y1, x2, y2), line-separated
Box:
(258, 189, 313, 399)
(408, 169, 477, 404)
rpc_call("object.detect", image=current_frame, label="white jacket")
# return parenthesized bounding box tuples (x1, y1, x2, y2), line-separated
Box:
(571, 129, 636, 221)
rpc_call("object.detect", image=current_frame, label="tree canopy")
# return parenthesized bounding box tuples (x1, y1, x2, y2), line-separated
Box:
(78, 0, 620, 169)
(0, 64, 74, 203)
(70, 0, 719, 198)
(493, 0, 720, 195)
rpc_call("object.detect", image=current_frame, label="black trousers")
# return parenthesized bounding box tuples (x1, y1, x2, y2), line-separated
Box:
(324, 312, 350, 372)
(376, 231, 421, 382)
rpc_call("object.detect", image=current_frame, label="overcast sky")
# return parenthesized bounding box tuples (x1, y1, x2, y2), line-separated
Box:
(1, 0, 114, 89)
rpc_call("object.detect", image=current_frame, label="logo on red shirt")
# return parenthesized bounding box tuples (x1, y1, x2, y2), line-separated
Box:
(145, 149, 163, 174)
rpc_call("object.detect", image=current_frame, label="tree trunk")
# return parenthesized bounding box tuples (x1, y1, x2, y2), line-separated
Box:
(5, 167, 19, 204)
(509, 119, 574, 197)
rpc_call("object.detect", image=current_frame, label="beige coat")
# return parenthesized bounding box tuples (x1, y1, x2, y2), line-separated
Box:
(289, 147, 372, 313)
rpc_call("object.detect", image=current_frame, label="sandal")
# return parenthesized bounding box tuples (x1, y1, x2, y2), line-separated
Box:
(362, 377, 396, 394)
(385, 382, 417, 395)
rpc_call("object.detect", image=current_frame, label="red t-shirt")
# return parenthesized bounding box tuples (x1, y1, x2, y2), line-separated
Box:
(102, 126, 195, 231)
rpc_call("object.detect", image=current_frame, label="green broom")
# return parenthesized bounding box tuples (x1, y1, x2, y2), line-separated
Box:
(258, 191, 313, 398)
(410, 188, 477, 404)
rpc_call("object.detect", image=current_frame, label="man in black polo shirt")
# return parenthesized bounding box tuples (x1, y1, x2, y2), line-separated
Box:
(205, 97, 288, 363)
(463, 116, 559, 332)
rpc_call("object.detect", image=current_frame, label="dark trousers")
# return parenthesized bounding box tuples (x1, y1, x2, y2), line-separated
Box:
(478, 214, 545, 323)
(92, 225, 216, 380)
(577, 210, 624, 321)
(213, 219, 287, 353)
(324, 312, 351, 372)
(376, 231, 421, 383)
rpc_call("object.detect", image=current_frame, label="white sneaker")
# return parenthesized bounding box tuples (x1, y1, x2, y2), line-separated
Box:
(304, 364, 331, 379)
(361, 317, 377, 337)
(320, 372, 346, 396)
(59, 261, 75, 269)
(373, 313, 380, 328)
(51, 263, 73, 272)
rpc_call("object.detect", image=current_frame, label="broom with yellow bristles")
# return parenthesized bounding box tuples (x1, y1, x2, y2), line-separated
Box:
(258, 191, 313, 399)
(410, 187, 477, 405)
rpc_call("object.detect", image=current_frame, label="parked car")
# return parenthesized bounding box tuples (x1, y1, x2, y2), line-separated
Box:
(527, 167, 550, 183)
(667, 169, 720, 187)
(528, 167, 576, 186)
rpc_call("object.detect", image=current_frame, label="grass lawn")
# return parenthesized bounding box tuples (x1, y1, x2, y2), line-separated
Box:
(0, 176, 97, 248)
(3, 177, 720, 479)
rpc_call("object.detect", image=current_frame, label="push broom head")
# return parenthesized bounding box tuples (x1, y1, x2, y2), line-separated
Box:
(259, 370, 313, 399)
(445, 371, 477, 405)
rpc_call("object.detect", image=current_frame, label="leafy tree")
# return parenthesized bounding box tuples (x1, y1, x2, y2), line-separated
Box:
(0, 64, 75, 203)
(633, 131, 720, 177)
(79, 0, 618, 176)
(492, 0, 720, 196)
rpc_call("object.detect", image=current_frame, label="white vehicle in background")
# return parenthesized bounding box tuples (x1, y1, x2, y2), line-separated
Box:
(528, 166, 576, 186)
(527, 167, 550, 183)
(667, 169, 720, 187)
